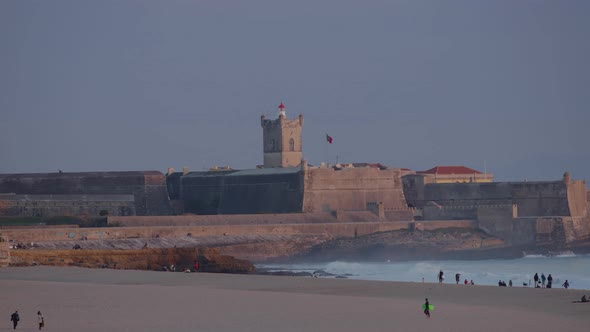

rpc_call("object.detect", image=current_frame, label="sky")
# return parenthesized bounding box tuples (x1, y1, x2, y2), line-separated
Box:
(1, 0, 589, 182)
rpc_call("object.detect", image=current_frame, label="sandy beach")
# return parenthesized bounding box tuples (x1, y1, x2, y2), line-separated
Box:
(0, 266, 588, 332)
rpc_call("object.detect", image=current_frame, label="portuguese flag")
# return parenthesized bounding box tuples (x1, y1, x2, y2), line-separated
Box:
(326, 134, 333, 144)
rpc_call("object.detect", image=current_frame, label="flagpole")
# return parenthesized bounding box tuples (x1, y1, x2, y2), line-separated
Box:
(323, 134, 330, 165)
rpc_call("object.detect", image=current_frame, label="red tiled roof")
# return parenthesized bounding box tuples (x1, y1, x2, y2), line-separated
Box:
(278, 102, 285, 109)
(416, 166, 482, 175)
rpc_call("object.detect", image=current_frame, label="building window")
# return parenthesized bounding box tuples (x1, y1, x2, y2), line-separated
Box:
(289, 138, 295, 151)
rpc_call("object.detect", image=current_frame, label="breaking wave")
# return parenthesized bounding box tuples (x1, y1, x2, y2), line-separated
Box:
(257, 255, 590, 290)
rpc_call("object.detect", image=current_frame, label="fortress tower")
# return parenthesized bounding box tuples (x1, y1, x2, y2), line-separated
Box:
(260, 102, 304, 168)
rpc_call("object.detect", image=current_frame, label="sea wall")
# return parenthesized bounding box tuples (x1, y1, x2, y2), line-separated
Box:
(0, 218, 481, 245)
(302, 167, 407, 213)
(107, 211, 386, 227)
(476, 205, 533, 245)
(0, 222, 411, 243)
(414, 220, 477, 231)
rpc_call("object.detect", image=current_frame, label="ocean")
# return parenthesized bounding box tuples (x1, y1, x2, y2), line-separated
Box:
(257, 254, 590, 290)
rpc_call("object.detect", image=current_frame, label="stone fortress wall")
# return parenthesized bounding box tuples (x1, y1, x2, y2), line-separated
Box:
(403, 172, 590, 245)
(0, 171, 172, 216)
(0, 194, 135, 217)
(302, 166, 407, 213)
(1, 219, 478, 245)
(178, 168, 303, 215)
(173, 163, 410, 217)
(421, 180, 570, 216)
(0, 168, 587, 248)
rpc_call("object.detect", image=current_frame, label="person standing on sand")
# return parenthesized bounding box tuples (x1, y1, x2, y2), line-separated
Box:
(455, 273, 460, 284)
(10, 311, 19, 329)
(562, 280, 570, 289)
(438, 270, 444, 283)
(547, 274, 553, 288)
(534, 273, 539, 288)
(541, 273, 546, 288)
(423, 298, 431, 318)
(37, 311, 44, 330)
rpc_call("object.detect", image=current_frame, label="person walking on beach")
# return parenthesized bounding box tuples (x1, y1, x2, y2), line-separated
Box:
(455, 273, 460, 284)
(10, 311, 19, 329)
(562, 280, 570, 289)
(423, 298, 431, 318)
(438, 270, 444, 283)
(547, 274, 553, 288)
(541, 273, 546, 288)
(37, 311, 44, 330)
(534, 273, 539, 288)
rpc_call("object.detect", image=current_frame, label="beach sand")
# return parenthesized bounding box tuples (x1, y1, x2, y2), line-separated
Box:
(0, 266, 588, 331)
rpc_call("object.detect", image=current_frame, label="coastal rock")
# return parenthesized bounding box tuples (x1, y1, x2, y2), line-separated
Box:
(9, 247, 255, 274)
(291, 228, 510, 262)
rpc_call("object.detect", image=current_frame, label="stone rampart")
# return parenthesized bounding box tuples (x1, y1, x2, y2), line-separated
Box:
(0, 242, 9, 267)
(0, 194, 135, 217)
(0, 171, 172, 216)
(1, 222, 414, 244)
(180, 169, 303, 214)
(422, 181, 570, 217)
(2, 218, 478, 244)
(423, 202, 476, 220)
(414, 220, 477, 231)
(383, 209, 415, 222)
(402, 174, 434, 208)
(302, 167, 407, 213)
(487, 215, 590, 246)
(566, 179, 588, 217)
(107, 211, 386, 227)
(564, 216, 590, 242)
(476, 204, 525, 244)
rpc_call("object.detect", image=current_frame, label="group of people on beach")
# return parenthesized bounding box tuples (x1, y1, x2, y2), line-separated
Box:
(490, 272, 571, 289)
(161, 260, 200, 273)
(436, 271, 476, 285)
(532, 272, 568, 288)
(422, 270, 580, 319)
(10, 310, 44, 330)
(453, 272, 474, 285)
(438, 270, 572, 289)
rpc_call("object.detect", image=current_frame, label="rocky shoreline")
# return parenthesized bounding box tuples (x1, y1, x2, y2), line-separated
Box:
(9, 247, 255, 274)
(7, 228, 590, 275)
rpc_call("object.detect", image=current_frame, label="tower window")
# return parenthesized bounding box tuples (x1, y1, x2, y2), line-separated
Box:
(289, 138, 295, 152)
(271, 139, 276, 152)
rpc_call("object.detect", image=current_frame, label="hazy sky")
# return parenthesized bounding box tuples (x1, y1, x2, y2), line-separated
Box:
(1, 0, 589, 182)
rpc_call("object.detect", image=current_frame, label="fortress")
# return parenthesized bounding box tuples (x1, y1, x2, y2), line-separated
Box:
(1, 103, 589, 252)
